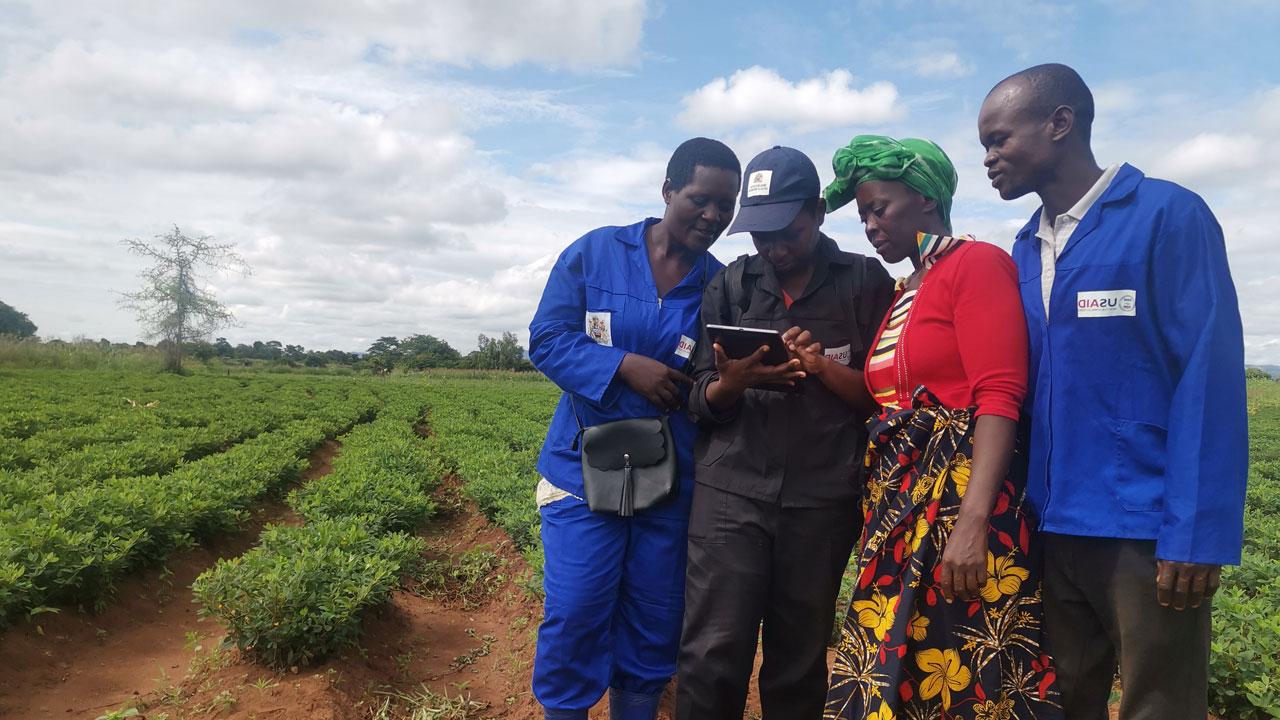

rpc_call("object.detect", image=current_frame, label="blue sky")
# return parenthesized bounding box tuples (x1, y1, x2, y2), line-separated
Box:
(1, 0, 1278, 361)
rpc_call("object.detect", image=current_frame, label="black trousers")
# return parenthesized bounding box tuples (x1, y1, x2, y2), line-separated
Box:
(676, 483, 861, 720)
(1042, 534, 1212, 720)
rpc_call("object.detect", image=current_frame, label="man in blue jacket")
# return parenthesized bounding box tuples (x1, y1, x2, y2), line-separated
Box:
(978, 64, 1247, 719)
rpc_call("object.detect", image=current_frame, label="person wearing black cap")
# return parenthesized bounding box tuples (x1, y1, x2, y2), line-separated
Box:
(676, 146, 896, 720)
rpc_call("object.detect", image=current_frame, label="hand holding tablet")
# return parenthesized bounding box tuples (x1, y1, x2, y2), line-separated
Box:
(706, 324, 807, 394)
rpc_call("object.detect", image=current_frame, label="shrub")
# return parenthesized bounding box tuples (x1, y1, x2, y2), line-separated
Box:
(192, 518, 424, 669)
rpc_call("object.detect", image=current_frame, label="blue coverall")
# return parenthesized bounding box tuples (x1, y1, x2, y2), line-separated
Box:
(528, 218, 723, 711)
(1012, 163, 1248, 564)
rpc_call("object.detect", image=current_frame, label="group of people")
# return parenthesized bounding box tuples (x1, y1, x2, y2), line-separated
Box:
(526, 63, 1247, 720)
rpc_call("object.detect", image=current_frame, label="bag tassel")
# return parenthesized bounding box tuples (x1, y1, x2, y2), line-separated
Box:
(620, 453, 634, 517)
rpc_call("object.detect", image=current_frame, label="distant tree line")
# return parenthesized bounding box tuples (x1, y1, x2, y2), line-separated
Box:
(188, 331, 532, 372)
(361, 331, 532, 372)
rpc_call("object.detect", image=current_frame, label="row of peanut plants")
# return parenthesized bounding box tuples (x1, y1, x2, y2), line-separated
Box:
(0, 371, 382, 625)
(193, 386, 447, 668)
(1210, 379, 1280, 719)
(0, 370, 361, 491)
(416, 374, 558, 579)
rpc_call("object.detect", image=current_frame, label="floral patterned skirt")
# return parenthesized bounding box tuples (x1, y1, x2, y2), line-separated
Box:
(825, 388, 1063, 720)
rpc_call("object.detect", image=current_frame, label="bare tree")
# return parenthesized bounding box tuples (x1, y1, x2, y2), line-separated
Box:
(118, 226, 250, 372)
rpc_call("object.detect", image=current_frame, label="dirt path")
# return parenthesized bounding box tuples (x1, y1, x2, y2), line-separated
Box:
(0, 440, 339, 720)
(127, 474, 797, 720)
(3, 442, 801, 720)
(129, 475, 543, 720)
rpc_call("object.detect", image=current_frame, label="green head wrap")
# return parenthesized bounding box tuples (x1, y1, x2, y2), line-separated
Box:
(823, 135, 959, 229)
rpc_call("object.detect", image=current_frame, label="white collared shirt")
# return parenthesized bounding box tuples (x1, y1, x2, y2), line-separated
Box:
(1035, 163, 1121, 318)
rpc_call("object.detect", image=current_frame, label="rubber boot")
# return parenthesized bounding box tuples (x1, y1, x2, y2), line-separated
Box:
(609, 687, 662, 720)
(543, 708, 588, 720)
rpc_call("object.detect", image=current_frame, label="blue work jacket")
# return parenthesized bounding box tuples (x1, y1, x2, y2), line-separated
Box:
(530, 218, 723, 518)
(1012, 164, 1247, 565)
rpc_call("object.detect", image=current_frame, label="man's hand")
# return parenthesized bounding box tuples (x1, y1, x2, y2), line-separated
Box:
(616, 352, 692, 412)
(781, 326, 828, 377)
(1155, 560, 1221, 610)
(713, 342, 805, 395)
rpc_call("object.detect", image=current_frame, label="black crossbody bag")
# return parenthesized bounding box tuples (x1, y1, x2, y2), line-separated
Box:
(571, 397, 677, 516)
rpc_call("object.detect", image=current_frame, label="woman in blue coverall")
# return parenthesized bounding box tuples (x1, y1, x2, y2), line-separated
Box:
(527, 137, 742, 720)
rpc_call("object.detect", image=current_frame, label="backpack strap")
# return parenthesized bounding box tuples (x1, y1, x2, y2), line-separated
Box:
(835, 252, 876, 342)
(727, 253, 752, 324)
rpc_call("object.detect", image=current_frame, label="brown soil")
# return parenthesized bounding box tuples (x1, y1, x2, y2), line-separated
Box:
(143, 475, 783, 720)
(135, 475, 548, 720)
(0, 440, 337, 720)
(1, 434, 783, 720)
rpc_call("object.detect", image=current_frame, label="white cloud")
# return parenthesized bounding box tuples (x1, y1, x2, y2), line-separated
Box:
(907, 51, 974, 79)
(22, 0, 650, 70)
(0, 1, 647, 354)
(530, 147, 669, 209)
(677, 67, 904, 133)
(1156, 133, 1262, 184)
(1092, 82, 1140, 115)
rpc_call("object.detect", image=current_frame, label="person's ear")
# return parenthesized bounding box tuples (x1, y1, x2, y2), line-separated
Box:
(1049, 105, 1074, 142)
(661, 178, 673, 205)
(920, 194, 938, 217)
(814, 197, 827, 228)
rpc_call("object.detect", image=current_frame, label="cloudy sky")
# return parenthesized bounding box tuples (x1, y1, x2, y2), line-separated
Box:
(2, 0, 1278, 361)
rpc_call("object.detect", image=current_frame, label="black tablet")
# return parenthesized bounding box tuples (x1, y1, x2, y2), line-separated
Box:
(705, 324, 801, 393)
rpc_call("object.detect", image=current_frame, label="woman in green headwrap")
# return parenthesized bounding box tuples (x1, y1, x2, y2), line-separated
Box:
(822, 136, 1064, 719)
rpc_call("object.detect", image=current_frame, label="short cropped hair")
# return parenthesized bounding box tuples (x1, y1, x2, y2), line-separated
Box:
(666, 137, 741, 192)
(997, 63, 1095, 141)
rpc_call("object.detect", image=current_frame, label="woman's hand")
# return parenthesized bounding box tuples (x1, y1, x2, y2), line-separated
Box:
(938, 414, 1016, 603)
(938, 514, 988, 603)
(616, 352, 692, 412)
(781, 326, 828, 377)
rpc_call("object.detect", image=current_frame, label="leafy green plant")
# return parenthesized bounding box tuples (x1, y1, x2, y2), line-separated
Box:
(420, 377, 556, 580)
(0, 371, 381, 625)
(289, 412, 443, 533)
(193, 518, 424, 668)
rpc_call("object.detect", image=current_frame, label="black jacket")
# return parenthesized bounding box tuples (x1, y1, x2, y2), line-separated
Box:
(688, 234, 895, 506)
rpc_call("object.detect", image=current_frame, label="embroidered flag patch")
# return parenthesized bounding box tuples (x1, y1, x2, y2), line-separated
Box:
(585, 311, 613, 346)
(824, 343, 852, 365)
(1077, 290, 1136, 318)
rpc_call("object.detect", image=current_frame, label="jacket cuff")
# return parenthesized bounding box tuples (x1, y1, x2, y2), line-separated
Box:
(688, 372, 740, 425)
(1155, 531, 1242, 566)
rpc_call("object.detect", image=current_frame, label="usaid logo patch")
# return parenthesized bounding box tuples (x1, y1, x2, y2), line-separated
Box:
(824, 343, 852, 365)
(746, 170, 773, 198)
(674, 335, 696, 360)
(1077, 290, 1136, 318)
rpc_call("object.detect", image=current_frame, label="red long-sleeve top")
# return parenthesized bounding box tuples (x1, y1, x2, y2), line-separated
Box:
(863, 241, 1028, 420)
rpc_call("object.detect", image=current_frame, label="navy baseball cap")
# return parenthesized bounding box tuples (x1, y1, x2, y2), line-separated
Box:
(727, 146, 821, 235)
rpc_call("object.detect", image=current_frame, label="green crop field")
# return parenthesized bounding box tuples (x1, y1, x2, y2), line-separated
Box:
(0, 367, 1276, 718)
